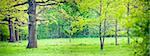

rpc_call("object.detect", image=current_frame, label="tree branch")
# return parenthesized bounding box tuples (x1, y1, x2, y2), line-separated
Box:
(37, 0, 67, 6)
(12, 0, 50, 7)
(37, 3, 57, 6)
(12, 0, 67, 7)
(36, 0, 50, 3)
(12, 2, 28, 7)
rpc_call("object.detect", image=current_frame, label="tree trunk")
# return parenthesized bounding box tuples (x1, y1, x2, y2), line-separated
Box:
(127, 29, 130, 44)
(8, 18, 16, 42)
(115, 19, 118, 45)
(103, 19, 106, 44)
(27, 0, 37, 48)
(99, 23, 103, 50)
(15, 28, 19, 41)
(99, 0, 104, 50)
(14, 22, 19, 41)
(127, 2, 130, 44)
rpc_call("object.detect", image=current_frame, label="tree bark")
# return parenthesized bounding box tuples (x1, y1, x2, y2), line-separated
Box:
(27, 0, 37, 48)
(8, 18, 16, 42)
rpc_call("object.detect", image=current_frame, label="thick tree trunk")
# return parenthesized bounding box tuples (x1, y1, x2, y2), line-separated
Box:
(27, 0, 37, 48)
(115, 19, 118, 45)
(8, 18, 16, 42)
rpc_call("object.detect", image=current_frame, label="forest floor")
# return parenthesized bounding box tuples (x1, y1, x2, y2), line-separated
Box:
(0, 38, 134, 56)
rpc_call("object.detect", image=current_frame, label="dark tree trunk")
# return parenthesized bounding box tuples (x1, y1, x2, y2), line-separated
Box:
(8, 18, 15, 42)
(99, 0, 104, 50)
(15, 28, 19, 41)
(99, 23, 103, 50)
(115, 19, 118, 45)
(14, 21, 19, 41)
(27, 0, 37, 48)
(127, 29, 130, 44)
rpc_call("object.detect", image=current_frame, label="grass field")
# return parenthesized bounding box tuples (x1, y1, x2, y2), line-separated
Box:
(0, 38, 134, 56)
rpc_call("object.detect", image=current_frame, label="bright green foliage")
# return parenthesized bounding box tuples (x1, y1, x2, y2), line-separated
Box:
(0, 24, 9, 40)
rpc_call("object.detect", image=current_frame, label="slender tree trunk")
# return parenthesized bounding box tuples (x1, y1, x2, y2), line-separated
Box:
(127, 2, 130, 44)
(19, 31, 22, 43)
(115, 19, 118, 45)
(99, 0, 104, 50)
(27, 0, 37, 48)
(102, 0, 110, 45)
(127, 29, 130, 44)
(103, 19, 106, 43)
(15, 28, 19, 41)
(8, 18, 15, 42)
(14, 22, 19, 41)
(99, 23, 103, 50)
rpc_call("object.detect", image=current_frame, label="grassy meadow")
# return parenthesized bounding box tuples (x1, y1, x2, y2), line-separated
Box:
(0, 38, 134, 56)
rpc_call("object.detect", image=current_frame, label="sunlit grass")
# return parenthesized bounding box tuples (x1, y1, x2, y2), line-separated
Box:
(0, 38, 134, 56)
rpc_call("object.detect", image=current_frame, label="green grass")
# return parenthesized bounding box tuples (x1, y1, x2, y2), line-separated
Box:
(0, 38, 134, 56)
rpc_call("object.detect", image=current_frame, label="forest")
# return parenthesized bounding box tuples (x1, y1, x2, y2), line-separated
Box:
(0, 0, 149, 56)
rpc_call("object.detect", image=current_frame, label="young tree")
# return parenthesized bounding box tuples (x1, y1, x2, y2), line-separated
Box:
(126, 2, 130, 44)
(99, 0, 104, 50)
(115, 19, 118, 45)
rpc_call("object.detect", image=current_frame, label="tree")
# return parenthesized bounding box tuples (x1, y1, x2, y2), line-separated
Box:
(26, 0, 37, 48)
(7, 17, 16, 42)
(126, 2, 130, 44)
(115, 19, 118, 45)
(14, 18, 20, 41)
(99, 0, 104, 50)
